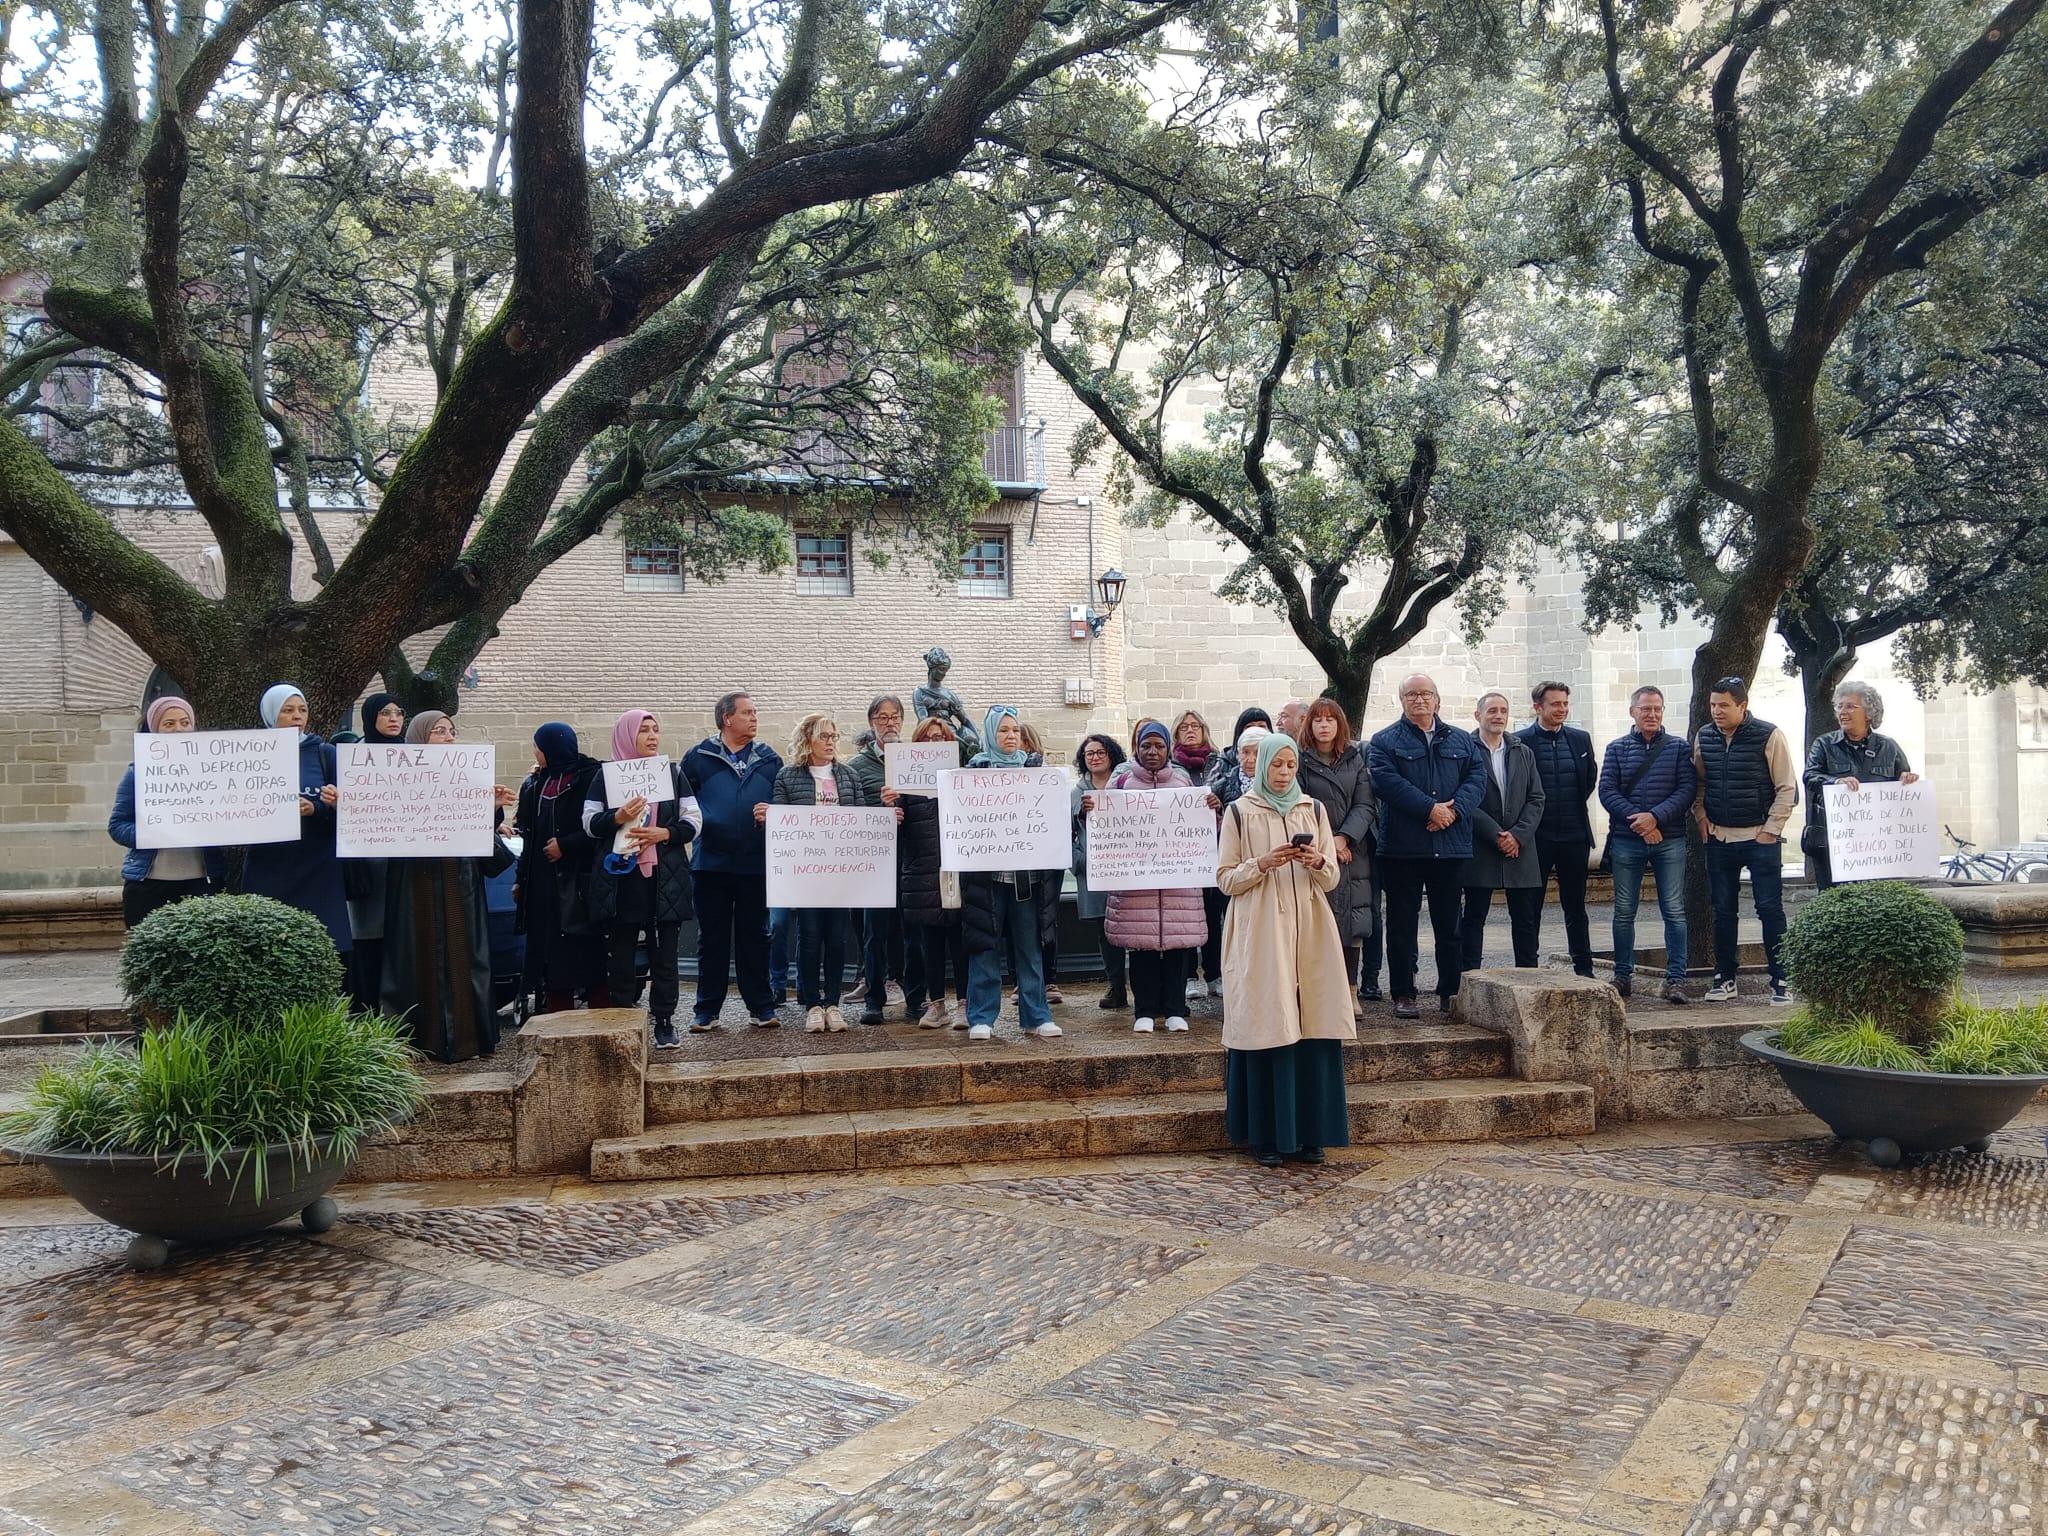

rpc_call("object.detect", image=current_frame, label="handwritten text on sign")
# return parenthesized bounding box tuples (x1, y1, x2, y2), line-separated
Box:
(602, 754, 675, 805)
(1822, 780, 1941, 882)
(766, 806, 897, 908)
(337, 743, 498, 858)
(133, 728, 302, 849)
(885, 741, 958, 796)
(937, 766, 1071, 872)
(1085, 786, 1220, 891)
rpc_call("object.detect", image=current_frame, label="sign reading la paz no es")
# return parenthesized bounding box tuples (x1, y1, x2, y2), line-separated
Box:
(337, 742, 499, 858)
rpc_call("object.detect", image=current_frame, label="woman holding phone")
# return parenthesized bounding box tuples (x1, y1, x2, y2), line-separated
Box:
(1217, 732, 1354, 1166)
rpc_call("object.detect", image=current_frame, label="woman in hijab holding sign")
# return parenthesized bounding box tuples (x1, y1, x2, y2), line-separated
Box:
(960, 705, 1061, 1043)
(515, 722, 608, 1015)
(584, 709, 701, 1050)
(1217, 733, 1355, 1167)
(242, 683, 350, 962)
(380, 711, 515, 1062)
(109, 695, 226, 928)
(344, 691, 407, 1012)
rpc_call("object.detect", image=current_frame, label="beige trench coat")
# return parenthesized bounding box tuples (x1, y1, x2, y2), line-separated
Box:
(1217, 795, 1358, 1051)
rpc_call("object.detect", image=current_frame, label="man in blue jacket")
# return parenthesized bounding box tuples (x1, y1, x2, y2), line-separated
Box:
(1598, 685, 1697, 1003)
(682, 692, 784, 1031)
(1368, 675, 1488, 1019)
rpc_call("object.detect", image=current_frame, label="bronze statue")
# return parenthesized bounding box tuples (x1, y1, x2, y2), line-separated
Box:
(913, 646, 980, 757)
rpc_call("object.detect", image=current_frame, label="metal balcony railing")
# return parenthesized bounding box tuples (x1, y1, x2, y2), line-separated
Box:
(983, 420, 1047, 492)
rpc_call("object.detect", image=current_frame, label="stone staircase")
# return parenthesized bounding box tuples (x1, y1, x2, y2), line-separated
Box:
(589, 1021, 1593, 1180)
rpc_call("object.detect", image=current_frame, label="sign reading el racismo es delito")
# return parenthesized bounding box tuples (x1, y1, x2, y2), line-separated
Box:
(132, 727, 302, 848)
(336, 742, 498, 858)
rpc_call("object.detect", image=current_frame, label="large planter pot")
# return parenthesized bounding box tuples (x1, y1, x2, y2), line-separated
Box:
(16, 1140, 350, 1267)
(1740, 1029, 2048, 1166)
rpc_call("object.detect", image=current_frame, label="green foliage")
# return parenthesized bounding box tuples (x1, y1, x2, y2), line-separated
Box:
(0, 1002, 426, 1198)
(1792, 1019, 1927, 1073)
(1771, 1007, 1829, 1057)
(1778, 882, 1964, 1044)
(1923, 998, 2048, 1076)
(119, 894, 345, 1026)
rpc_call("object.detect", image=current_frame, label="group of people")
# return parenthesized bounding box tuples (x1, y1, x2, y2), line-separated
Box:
(106, 668, 1916, 1165)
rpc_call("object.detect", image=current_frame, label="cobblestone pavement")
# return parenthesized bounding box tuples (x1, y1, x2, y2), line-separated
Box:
(4, 1108, 2048, 1535)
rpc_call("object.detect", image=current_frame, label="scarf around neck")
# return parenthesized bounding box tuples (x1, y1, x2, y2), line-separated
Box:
(1247, 733, 1304, 816)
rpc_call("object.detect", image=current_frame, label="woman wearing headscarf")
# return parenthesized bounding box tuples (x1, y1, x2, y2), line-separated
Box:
(960, 705, 1062, 1042)
(514, 721, 607, 1015)
(108, 695, 226, 928)
(242, 683, 351, 960)
(1218, 733, 1355, 1167)
(343, 692, 408, 1012)
(900, 718, 971, 1027)
(1071, 732, 1129, 1011)
(1206, 707, 1274, 808)
(1085, 719, 1218, 1034)
(584, 709, 701, 1048)
(1294, 698, 1378, 1017)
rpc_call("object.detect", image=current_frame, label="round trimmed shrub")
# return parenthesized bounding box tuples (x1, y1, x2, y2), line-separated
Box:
(1779, 882, 1962, 1047)
(120, 894, 343, 1026)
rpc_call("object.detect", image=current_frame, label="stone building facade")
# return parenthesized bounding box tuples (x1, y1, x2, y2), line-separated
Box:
(2, 346, 2042, 890)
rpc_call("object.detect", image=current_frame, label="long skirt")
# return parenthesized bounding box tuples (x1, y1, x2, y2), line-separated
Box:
(381, 858, 497, 1063)
(1224, 1039, 1350, 1155)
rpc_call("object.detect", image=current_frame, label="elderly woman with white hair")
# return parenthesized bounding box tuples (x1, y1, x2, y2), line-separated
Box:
(1802, 680, 1920, 890)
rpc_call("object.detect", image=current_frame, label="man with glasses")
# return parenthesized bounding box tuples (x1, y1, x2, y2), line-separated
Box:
(1692, 676, 1799, 1004)
(1367, 675, 1487, 1018)
(1599, 685, 1695, 1003)
(847, 694, 924, 1024)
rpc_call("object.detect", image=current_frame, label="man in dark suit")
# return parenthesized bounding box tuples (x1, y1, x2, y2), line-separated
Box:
(1461, 692, 1546, 968)
(1515, 681, 1598, 976)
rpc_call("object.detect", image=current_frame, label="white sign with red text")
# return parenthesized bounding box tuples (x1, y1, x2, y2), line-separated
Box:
(766, 805, 898, 908)
(937, 766, 1071, 873)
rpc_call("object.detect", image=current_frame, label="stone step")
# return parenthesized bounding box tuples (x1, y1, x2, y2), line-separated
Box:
(590, 1077, 1593, 1181)
(643, 1024, 1508, 1124)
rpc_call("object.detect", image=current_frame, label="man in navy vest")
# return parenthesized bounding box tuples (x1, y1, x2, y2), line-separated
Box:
(1692, 676, 1799, 1004)
(1514, 681, 1599, 977)
(1367, 674, 1488, 1019)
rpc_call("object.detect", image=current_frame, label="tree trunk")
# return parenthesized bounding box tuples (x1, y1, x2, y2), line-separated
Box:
(1799, 646, 1857, 754)
(1322, 660, 1374, 738)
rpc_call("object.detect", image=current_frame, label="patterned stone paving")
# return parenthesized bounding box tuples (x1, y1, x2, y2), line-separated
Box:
(1487, 1137, 1851, 1201)
(0, 1221, 126, 1285)
(1863, 1146, 2048, 1232)
(642, 1195, 1198, 1373)
(0, 1240, 480, 1448)
(1802, 1224, 2048, 1371)
(1687, 1354, 2048, 1536)
(110, 1316, 904, 1536)
(355, 1190, 826, 1274)
(1049, 1264, 1700, 1512)
(978, 1161, 1357, 1234)
(792, 1420, 1427, 1535)
(1295, 1168, 1784, 1314)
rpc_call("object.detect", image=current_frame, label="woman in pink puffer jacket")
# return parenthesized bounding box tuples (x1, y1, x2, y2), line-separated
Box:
(1094, 719, 1220, 1033)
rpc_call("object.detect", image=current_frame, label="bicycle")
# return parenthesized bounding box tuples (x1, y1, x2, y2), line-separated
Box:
(1941, 826, 2021, 882)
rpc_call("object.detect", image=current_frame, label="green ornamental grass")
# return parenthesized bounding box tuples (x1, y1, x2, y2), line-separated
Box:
(1792, 1017, 1928, 1072)
(0, 1001, 425, 1199)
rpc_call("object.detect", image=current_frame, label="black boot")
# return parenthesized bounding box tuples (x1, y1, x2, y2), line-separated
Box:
(1098, 985, 1129, 1010)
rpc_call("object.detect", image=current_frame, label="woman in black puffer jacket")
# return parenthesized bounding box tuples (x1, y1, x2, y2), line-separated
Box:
(897, 718, 969, 1027)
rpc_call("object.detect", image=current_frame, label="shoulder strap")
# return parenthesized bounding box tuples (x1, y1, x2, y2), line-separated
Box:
(1619, 733, 1672, 801)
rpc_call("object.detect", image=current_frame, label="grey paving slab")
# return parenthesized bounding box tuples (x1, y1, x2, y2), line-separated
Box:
(977, 1161, 1357, 1234)
(1485, 1137, 1852, 1201)
(1802, 1224, 2048, 1371)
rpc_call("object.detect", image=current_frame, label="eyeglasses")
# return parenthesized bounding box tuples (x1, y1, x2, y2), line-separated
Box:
(1399, 690, 1437, 700)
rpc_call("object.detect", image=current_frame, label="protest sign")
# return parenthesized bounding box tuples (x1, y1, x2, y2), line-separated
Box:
(336, 742, 498, 858)
(602, 754, 675, 805)
(937, 766, 1071, 872)
(1085, 786, 1219, 891)
(132, 727, 302, 848)
(885, 741, 958, 796)
(1821, 780, 1941, 882)
(766, 806, 898, 908)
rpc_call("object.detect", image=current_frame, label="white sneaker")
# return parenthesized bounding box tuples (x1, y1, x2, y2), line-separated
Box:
(845, 979, 869, 1003)
(1164, 1016, 1190, 1032)
(1704, 979, 1738, 1002)
(1027, 1022, 1064, 1039)
(1184, 978, 1205, 1002)
(968, 1023, 992, 1041)
(885, 980, 905, 1007)
(824, 1006, 848, 1032)
(1133, 1016, 1155, 1034)
(1208, 978, 1223, 998)
(919, 1002, 948, 1029)
(804, 1006, 827, 1033)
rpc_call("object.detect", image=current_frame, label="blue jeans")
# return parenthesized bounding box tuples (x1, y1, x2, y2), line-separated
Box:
(1610, 837, 1687, 981)
(1705, 836, 1786, 984)
(967, 879, 1051, 1030)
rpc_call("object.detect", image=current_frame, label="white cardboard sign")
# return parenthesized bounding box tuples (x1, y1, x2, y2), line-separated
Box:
(1085, 786, 1219, 891)
(885, 741, 958, 796)
(937, 766, 1071, 872)
(766, 806, 898, 908)
(132, 728, 302, 848)
(1822, 780, 1941, 882)
(602, 754, 675, 805)
(336, 742, 498, 858)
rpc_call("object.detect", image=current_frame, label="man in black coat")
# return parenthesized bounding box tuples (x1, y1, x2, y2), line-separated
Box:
(1514, 681, 1598, 977)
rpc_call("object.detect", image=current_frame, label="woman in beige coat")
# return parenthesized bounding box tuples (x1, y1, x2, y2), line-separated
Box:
(1219, 733, 1357, 1166)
